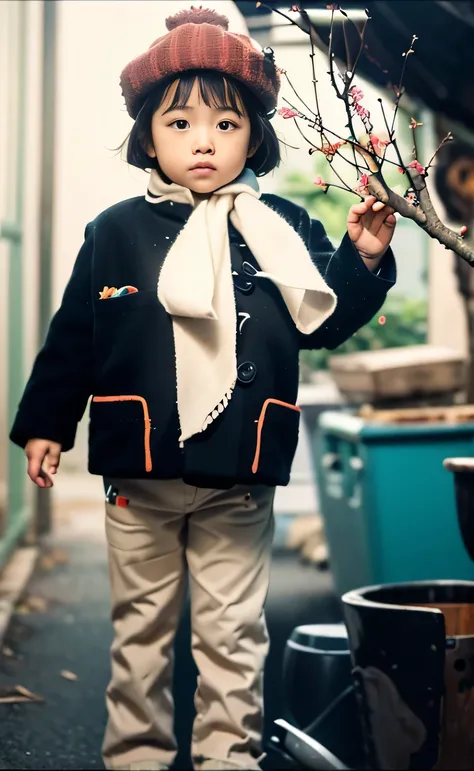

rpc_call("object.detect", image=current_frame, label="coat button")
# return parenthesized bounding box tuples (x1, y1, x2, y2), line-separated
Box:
(233, 274, 254, 295)
(242, 260, 258, 276)
(237, 361, 257, 385)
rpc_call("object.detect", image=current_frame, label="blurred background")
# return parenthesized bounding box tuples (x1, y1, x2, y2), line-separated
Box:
(2, 2, 474, 769)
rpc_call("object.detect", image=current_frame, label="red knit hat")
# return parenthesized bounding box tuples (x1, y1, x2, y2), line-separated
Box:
(120, 6, 281, 119)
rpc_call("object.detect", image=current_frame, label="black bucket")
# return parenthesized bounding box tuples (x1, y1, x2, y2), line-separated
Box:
(342, 580, 474, 770)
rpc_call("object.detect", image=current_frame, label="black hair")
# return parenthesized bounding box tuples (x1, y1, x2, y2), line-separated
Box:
(120, 70, 281, 178)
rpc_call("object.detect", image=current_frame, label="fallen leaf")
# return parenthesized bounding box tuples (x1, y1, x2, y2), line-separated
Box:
(50, 549, 68, 565)
(15, 685, 44, 702)
(0, 684, 44, 704)
(39, 549, 69, 571)
(15, 594, 49, 615)
(60, 670, 78, 682)
(39, 555, 55, 571)
(25, 595, 48, 612)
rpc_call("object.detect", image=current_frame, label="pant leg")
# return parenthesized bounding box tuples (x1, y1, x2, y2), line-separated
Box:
(186, 484, 276, 770)
(102, 478, 191, 769)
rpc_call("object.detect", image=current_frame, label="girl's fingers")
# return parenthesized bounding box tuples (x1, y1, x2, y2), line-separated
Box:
(27, 453, 43, 485)
(348, 202, 373, 222)
(349, 197, 393, 222)
(37, 468, 53, 488)
(26, 444, 56, 488)
(45, 447, 61, 476)
(383, 213, 397, 228)
(370, 206, 396, 232)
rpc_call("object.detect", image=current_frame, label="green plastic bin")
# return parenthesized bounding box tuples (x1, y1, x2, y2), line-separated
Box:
(314, 410, 474, 597)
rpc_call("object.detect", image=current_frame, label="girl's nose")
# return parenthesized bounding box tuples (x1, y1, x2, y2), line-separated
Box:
(192, 133, 215, 155)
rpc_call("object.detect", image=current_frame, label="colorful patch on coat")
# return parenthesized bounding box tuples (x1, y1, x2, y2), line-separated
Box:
(99, 285, 139, 299)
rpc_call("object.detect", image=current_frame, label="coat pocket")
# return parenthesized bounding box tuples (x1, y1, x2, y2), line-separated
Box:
(91, 395, 153, 472)
(252, 398, 301, 482)
(94, 289, 158, 317)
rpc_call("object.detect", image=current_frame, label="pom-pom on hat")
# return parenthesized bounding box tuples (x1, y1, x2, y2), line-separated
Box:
(120, 5, 281, 119)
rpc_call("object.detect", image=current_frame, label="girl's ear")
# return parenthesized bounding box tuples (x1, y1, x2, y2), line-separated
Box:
(146, 142, 157, 159)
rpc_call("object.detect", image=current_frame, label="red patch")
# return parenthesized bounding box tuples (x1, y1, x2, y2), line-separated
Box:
(116, 496, 129, 508)
(378, 315, 386, 325)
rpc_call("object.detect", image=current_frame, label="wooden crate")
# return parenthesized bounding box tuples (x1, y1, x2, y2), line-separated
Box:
(329, 345, 467, 404)
(359, 403, 474, 425)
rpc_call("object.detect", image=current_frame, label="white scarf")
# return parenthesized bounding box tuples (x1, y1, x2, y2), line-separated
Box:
(146, 168, 337, 444)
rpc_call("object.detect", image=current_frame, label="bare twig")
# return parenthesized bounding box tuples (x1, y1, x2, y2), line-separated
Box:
(283, 72, 318, 120)
(342, 18, 352, 73)
(292, 119, 356, 193)
(378, 98, 417, 189)
(425, 132, 454, 173)
(391, 34, 418, 135)
(346, 15, 370, 91)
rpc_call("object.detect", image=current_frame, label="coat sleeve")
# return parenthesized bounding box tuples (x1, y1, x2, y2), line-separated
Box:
(10, 224, 95, 451)
(298, 210, 396, 351)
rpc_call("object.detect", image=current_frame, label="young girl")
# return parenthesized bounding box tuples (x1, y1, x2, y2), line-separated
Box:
(10, 7, 396, 771)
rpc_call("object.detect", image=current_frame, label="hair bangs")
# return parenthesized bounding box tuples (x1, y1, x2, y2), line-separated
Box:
(163, 71, 244, 117)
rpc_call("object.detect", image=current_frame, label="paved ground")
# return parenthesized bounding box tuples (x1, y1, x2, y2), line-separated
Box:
(0, 491, 341, 770)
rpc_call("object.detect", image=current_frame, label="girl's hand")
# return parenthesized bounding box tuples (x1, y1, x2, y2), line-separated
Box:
(25, 439, 62, 488)
(347, 195, 396, 263)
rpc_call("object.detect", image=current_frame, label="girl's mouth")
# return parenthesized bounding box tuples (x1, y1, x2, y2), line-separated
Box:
(189, 160, 217, 175)
(189, 166, 216, 177)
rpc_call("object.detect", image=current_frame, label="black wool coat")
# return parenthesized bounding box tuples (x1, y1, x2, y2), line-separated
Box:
(10, 193, 396, 488)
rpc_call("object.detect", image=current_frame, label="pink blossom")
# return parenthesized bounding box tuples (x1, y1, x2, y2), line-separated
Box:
(355, 173, 370, 196)
(319, 140, 346, 157)
(278, 107, 300, 119)
(407, 160, 425, 175)
(313, 176, 328, 189)
(461, 225, 468, 236)
(349, 86, 364, 103)
(290, 3, 301, 11)
(370, 134, 389, 152)
(355, 103, 369, 119)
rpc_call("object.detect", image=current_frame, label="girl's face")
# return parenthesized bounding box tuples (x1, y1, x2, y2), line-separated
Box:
(148, 78, 253, 194)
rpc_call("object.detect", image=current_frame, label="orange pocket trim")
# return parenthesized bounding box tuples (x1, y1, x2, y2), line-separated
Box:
(92, 395, 152, 472)
(252, 398, 301, 475)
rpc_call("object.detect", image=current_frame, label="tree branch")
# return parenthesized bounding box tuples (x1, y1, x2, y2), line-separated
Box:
(367, 172, 474, 265)
(367, 173, 427, 223)
(416, 178, 474, 264)
(264, 3, 474, 267)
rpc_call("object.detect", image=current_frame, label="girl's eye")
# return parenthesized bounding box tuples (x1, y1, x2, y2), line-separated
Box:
(170, 119, 189, 130)
(218, 120, 237, 131)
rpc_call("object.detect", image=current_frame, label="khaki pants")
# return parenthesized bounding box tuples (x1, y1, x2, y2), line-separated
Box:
(101, 479, 276, 770)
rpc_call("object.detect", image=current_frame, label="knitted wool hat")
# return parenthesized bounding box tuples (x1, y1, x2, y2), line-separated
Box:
(120, 6, 281, 119)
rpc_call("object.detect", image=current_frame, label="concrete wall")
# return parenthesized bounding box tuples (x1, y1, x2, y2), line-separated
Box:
(1, 1, 43, 514)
